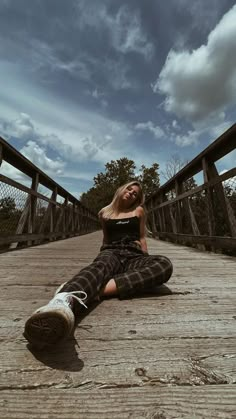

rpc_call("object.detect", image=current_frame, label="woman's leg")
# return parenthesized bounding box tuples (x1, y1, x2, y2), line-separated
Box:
(59, 249, 122, 304)
(113, 253, 173, 299)
(24, 249, 122, 347)
(100, 278, 118, 296)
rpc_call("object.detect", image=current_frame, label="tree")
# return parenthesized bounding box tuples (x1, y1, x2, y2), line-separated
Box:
(161, 153, 197, 195)
(161, 154, 185, 181)
(0, 196, 20, 234)
(137, 163, 160, 197)
(81, 158, 160, 214)
(0, 197, 16, 217)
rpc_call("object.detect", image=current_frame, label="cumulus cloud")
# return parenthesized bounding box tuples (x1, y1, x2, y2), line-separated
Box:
(208, 118, 233, 140)
(0, 111, 132, 167)
(135, 121, 164, 139)
(174, 130, 199, 147)
(172, 120, 180, 130)
(0, 161, 30, 185)
(2, 113, 36, 141)
(152, 5, 236, 122)
(20, 141, 65, 176)
(0, 137, 65, 183)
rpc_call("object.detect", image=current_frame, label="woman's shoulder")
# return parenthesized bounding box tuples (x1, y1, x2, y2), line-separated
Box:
(98, 208, 105, 221)
(135, 206, 145, 218)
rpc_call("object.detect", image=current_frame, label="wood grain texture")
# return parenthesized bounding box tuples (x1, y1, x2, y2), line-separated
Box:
(0, 231, 235, 418)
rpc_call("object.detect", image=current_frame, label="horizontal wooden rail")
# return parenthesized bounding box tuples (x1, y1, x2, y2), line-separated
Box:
(0, 174, 58, 205)
(152, 168, 236, 211)
(145, 124, 236, 254)
(0, 137, 100, 251)
(158, 233, 236, 250)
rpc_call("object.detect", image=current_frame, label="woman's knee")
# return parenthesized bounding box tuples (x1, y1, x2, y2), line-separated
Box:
(152, 255, 173, 283)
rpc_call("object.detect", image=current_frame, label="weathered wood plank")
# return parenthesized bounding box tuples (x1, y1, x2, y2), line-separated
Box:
(0, 336, 235, 389)
(0, 386, 235, 418)
(0, 232, 235, 419)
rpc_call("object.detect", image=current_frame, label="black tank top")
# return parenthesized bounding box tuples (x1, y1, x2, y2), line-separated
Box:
(105, 216, 140, 243)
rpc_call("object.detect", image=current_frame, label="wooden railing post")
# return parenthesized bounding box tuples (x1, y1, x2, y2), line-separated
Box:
(50, 187, 57, 240)
(0, 144, 3, 167)
(72, 202, 75, 233)
(175, 180, 183, 233)
(62, 196, 68, 238)
(0, 136, 99, 250)
(207, 162, 236, 237)
(159, 192, 166, 233)
(9, 195, 31, 249)
(202, 157, 216, 237)
(148, 199, 157, 237)
(169, 205, 177, 234)
(30, 173, 39, 237)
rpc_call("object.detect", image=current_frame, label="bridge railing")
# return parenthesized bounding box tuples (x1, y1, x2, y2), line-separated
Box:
(0, 137, 100, 251)
(145, 124, 236, 254)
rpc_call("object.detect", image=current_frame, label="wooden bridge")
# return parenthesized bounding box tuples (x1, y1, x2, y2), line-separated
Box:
(0, 126, 236, 418)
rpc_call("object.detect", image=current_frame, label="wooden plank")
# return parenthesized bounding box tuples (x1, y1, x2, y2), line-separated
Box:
(0, 386, 235, 418)
(0, 232, 236, 419)
(0, 336, 235, 388)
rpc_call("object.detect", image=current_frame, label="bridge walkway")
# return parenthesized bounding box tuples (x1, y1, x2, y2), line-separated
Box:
(0, 231, 235, 418)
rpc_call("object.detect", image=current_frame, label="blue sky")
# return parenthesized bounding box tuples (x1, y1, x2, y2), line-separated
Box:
(0, 0, 236, 198)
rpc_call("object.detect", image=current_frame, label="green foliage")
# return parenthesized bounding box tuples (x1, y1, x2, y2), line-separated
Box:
(81, 158, 160, 214)
(0, 196, 21, 233)
(137, 163, 160, 196)
(0, 196, 16, 216)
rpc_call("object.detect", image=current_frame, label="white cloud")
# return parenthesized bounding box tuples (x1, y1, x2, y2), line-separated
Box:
(3, 113, 36, 141)
(172, 119, 180, 129)
(20, 141, 65, 176)
(110, 6, 154, 60)
(0, 161, 31, 185)
(135, 121, 164, 139)
(152, 5, 236, 122)
(76, 3, 154, 61)
(0, 106, 133, 165)
(174, 130, 199, 147)
(208, 119, 233, 140)
(30, 39, 91, 81)
(91, 89, 100, 99)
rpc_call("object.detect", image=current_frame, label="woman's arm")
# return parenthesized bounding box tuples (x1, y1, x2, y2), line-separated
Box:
(99, 213, 108, 245)
(136, 206, 148, 253)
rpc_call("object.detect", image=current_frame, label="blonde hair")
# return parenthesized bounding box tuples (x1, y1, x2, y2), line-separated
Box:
(99, 181, 144, 219)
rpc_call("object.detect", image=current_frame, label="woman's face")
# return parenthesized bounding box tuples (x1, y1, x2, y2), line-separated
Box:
(121, 184, 140, 207)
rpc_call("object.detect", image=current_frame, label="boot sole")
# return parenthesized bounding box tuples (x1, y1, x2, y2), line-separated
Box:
(23, 311, 72, 348)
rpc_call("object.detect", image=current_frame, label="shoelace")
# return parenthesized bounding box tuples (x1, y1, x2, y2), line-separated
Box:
(68, 291, 88, 309)
(54, 291, 88, 309)
(55, 284, 88, 309)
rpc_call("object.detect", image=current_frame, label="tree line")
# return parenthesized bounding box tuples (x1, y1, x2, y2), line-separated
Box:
(80, 157, 160, 214)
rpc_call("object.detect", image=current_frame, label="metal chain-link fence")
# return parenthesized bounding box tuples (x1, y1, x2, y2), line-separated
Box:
(0, 181, 28, 233)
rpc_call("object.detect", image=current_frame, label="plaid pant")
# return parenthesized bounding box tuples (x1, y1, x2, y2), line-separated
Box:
(60, 240, 173, 305)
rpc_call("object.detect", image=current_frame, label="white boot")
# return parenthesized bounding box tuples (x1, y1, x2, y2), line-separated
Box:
(23, 289, 87, 348)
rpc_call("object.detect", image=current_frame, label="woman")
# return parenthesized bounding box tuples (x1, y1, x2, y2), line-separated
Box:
(24, 181, 173, 348)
